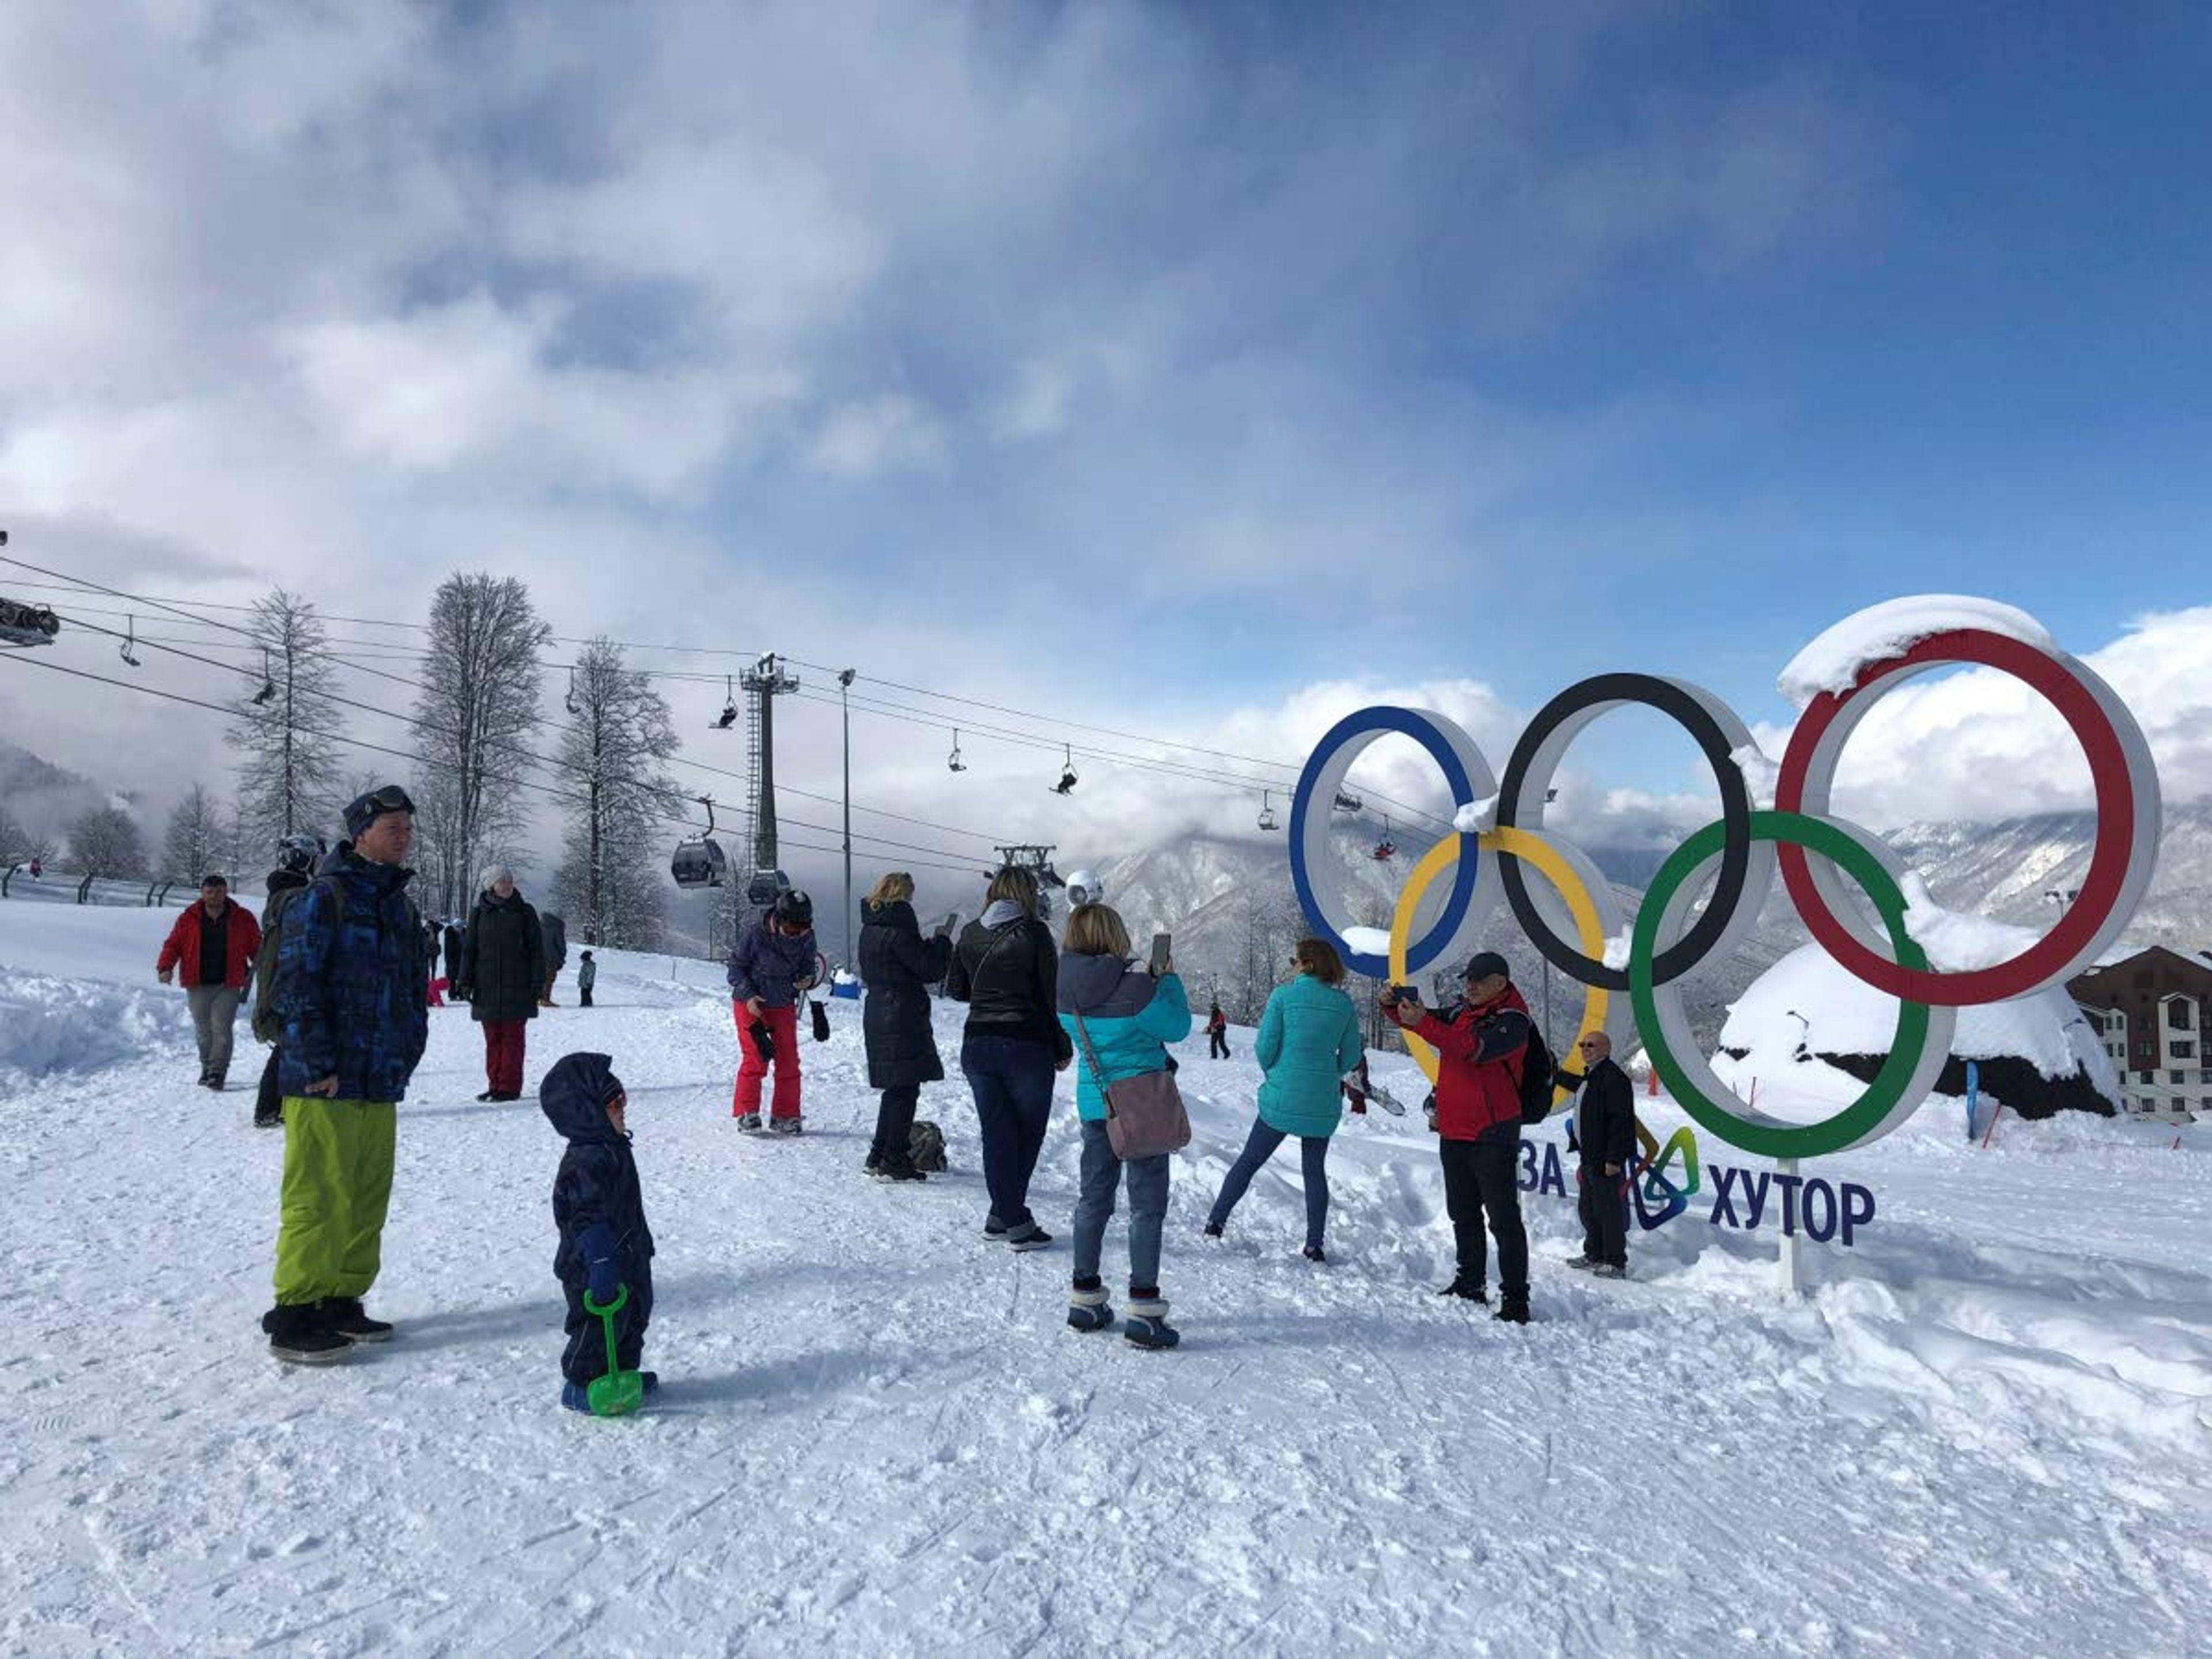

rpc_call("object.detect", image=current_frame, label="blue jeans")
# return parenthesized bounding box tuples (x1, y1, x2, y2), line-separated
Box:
(1207, 1118, 1331, 1250)
(1073, 1119, 1170, 1291)
(961, 1036, 1055, 1234)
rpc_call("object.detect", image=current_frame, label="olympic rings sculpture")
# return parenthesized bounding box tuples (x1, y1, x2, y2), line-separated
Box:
(1288, 601, 2162, 1161)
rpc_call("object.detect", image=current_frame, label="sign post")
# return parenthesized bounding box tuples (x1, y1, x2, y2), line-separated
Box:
(1776, 1156, 1803, 1297)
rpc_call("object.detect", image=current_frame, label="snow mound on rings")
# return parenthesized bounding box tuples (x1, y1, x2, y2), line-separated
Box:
(1779, 596, 2054, 707)
(0, 971, 195, 1089)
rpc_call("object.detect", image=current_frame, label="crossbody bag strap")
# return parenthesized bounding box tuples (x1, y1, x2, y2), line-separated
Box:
(1070, 1011, 1115, 1112)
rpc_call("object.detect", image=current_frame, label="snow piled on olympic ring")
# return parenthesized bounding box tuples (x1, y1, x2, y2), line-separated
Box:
(1779, 596, 2055, 707)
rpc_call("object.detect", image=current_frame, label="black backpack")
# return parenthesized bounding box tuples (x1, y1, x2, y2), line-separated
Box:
(250, 882, 320, 1044)
(908, 1119, 948, 1173)
(1516, 1024, 1558, 1126)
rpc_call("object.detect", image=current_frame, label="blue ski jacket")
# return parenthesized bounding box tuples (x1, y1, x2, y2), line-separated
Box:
(1057, 953, 1191, 1122)
(272, 847, 428, 1103)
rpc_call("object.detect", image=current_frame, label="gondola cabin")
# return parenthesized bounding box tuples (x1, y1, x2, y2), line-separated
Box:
(671, 836, 729, 889)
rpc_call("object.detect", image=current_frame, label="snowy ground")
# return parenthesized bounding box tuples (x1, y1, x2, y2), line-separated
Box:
(2, 902, 2210, 1657)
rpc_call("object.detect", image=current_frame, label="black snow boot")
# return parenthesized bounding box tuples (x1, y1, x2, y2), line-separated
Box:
(1494, 1293, 1531, 1325)
(262, 1304, 350, 1365)
(1437, 1275, 1488, 1303)
(320, 1298, 393, 1343)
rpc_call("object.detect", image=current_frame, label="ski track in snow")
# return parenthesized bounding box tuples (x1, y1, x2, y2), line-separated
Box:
(2, 908, 2211, 1656)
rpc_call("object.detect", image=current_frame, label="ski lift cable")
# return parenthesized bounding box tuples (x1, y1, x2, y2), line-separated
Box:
(12, 557, 1459, 834)
(0, 652, 991, 880)
(43, 603, 1018, 862)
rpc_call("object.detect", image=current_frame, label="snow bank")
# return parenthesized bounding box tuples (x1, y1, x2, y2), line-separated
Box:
(1778, 596, 2054, 707)
(0, 971, 194, 1089)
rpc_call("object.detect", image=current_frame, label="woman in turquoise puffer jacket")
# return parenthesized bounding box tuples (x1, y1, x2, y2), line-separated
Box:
(1056, 903, 1192, 1350)
(1204, 937, 1363, 1260)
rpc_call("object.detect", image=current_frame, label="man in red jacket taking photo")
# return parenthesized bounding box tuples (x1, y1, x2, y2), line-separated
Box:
(157, 873, 263, 1092)
(1382, 950, 1532, 1324)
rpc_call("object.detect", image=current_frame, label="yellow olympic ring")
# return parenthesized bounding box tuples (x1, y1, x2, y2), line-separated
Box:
(1388, 827, 1609, 1118)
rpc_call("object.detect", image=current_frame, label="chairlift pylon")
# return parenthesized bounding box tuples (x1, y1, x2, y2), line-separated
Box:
(671, 797, 730, 889)
(948, 730, 967, 773)
(1257, 790, 1279, 832)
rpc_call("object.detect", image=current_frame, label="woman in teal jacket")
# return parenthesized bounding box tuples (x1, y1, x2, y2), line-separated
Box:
(1056, 903, 1192, 1350)
(1205, 937, 1363, 1260)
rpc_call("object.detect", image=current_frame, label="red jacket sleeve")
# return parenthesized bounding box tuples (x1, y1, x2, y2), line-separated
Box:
(157, 911, 191, 975)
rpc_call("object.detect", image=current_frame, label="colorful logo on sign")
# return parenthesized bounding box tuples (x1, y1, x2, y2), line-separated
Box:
(1289, 600, 2164, 1160)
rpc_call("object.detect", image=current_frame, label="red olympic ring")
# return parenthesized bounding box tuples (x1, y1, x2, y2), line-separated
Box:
(1774, 628, 2136, 1006)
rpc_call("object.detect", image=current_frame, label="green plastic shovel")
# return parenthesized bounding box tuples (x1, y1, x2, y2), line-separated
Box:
(581, 1285, 645, 1418)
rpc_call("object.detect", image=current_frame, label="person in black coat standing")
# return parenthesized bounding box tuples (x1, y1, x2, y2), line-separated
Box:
(442, 922, 466, 1002)
(457, 866, 546, 1102)
(1558, 1029, 1637, 1277)
(857, 874, 953, 1183)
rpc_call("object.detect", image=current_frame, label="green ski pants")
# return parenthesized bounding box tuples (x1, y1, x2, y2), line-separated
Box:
(273, 1097, 397, 1305)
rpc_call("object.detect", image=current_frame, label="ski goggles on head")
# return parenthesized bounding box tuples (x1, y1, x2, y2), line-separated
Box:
(362, 784, 416, 816)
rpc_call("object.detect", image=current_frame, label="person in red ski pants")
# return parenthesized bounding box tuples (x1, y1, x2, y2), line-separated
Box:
(726, 889, 819, 1133)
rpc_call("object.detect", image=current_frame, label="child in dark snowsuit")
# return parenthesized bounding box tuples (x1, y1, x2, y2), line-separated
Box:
(577, 950, 596, 1008)
(540, 1051, 657, 1410)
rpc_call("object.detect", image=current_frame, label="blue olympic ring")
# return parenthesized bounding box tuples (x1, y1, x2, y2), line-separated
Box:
(1289, 706, 1483, 979)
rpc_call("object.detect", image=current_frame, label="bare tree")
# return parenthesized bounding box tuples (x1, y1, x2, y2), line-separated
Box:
(412, 573, 550, 916)
(228, 589, 346, 844)
(67, 804, 150, 878)
(161, 785, 226, 883)
(553, 638, 679, 950)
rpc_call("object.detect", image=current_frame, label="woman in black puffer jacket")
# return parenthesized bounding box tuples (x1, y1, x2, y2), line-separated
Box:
(457, 865, 545, 1102)
(857, 873, 953, 1182)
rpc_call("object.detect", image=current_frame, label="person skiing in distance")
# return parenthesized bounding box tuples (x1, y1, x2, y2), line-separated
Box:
(457, 866, 546, 1102)
(540, 911, 569, 1007)
(1205, 937, 1362, 1262)
(1057, 902, 1190, 1347)
(156, 873, 262, 1092)
(858, 872, 952, 1181)
(262, 785, 427, 1363)
(248, 834, 323, 1128)
(1558, 1030, 1635, 1278)
(1383, 952, 1535, 1324)
(728, 889, 819, 1133)
(577, 950, 597, 1009)
(945, 864, 1071, 1251)
(542, 1051, 656, 1412)
(1206, 1001, 1231, 1060)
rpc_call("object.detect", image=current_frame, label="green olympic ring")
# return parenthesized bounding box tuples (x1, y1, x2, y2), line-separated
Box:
(1632, 810, 1956, 1161)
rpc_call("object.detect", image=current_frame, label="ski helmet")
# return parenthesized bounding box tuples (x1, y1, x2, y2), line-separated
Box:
(1065, 868, 1104, 909)
(276, 832, 325, 874)
(773, 888, 814, 928)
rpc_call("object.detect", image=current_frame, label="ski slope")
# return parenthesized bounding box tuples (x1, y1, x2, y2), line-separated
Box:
(2, 902, 2209, 1657)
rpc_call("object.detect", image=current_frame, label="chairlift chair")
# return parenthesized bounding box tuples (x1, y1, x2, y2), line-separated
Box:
(119, 615, 142, 668)
(1332, 789, 1363, 813)
(0, 596, 59, 649)
(948, 730, 968, 772)
(1257, 790, 1280, 832)
(1052, 744, 1078, 795)
(252, 647, 276, 706)
(671, 798, 729, 889)
(1372, 816, 1396, 862)
(713, 675, 738, 731)
(565, 666, 579, 716)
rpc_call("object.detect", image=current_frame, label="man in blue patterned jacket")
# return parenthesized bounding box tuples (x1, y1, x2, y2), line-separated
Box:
(260, 785, 429, 1365)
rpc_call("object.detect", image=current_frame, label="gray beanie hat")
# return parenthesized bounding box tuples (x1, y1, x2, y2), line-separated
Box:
(479, 863, 514, 893)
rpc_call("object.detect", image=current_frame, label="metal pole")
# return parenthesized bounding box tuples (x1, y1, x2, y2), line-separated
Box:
(839, 669, 855, 963)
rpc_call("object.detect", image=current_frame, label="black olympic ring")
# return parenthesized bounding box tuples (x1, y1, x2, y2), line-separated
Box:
(1494, 672, 1758, 992)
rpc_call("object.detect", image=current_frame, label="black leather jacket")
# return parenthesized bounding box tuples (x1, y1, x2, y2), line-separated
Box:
(945, 911, 1071, 1062)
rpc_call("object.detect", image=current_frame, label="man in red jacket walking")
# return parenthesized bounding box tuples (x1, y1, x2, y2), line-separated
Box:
(1384, 950, 1533, 1324)
(157, 873, 263, 1091)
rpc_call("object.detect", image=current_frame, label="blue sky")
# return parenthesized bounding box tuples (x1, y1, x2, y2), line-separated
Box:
(0, 1, 2206, 869)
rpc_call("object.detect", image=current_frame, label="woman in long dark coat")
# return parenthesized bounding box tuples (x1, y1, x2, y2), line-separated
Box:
(456, 865, 545, 1102)
(858, 872, 953, 1181)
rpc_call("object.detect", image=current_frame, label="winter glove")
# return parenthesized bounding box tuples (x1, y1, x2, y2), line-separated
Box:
(580, 1222, 622, 1305)
(810, 1001, 830, 1044)
(750, 1019, 777, 1063)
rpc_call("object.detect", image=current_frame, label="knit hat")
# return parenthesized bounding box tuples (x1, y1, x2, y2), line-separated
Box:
(601, 1065, 626, 1105)
(343, 783, 415, 840)
(479, 863, 514, 893)
(1462, 950, 1509, 983)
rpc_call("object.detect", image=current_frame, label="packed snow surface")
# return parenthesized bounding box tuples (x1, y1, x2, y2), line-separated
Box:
(3, 900, 2209, 1656)
(1778, 596, 2054, 707)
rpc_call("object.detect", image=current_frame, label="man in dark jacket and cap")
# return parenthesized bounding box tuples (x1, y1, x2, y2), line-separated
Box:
(728, 889, 820, 1133)
(1384, 951, 1535, 1324)
(542, 1051, 656, 1411)
(1559, 1029, 1636, 1278)
(261, 786, 428, 1364)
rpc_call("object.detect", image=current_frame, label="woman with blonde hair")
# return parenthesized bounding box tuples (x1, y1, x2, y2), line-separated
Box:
(944, 865, 1071, 1249)
(1056, 902, 1191, 1349)
(1204, 936, 1362, 1262)
(858, 871, 953, 1182)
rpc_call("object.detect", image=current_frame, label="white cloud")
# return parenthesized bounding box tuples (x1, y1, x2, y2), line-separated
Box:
(803, 395, 949, 479)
